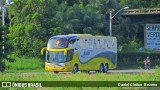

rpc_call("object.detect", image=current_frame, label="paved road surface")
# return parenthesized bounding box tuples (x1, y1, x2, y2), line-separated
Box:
(107, 69, 155, 73)
(4, 69, 155, 75)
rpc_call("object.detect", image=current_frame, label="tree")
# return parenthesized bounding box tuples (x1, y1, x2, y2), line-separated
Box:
(119, 0, 160, 8)
(7, 0, 58, 56)
(119, 0, 160, 50)
(7, 0, 160, 57)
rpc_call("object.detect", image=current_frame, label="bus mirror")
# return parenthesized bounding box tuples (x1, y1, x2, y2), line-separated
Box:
(41, 47, 47, 55)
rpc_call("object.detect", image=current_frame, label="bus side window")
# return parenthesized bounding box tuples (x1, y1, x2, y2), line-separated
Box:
(70, 39, 76, 44)
(97, 39, 100, 48)
(77, 39, 79, 41)
(69, 39, 76, 46)
(75, 39, 80, 50)
(67, 49, 74, 61)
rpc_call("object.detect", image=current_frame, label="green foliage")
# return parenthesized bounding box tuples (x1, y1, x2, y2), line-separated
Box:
(122, 37, 141, 50)
(117, 51, 160, 69)
(7, 0, 58, 56)
(6, 0, 121, 57)
(1, 0, 160, 58)
(119, 0, 160, 8)
(5, 55, 44, 71)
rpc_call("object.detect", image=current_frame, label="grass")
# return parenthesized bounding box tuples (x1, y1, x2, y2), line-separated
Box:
(1, 56, 160, 90)
(0, 68, 160, 81)
(0, 70, 160, 90)
(5, 55, 44, 72)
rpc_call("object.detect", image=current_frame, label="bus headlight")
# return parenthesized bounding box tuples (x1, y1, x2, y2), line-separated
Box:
(57, 63, 66, 66)
(54, 63, 66, 68)
(47, 63, 51, 66)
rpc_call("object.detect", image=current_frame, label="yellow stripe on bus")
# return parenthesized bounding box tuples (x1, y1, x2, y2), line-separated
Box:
(47, 48, 69, 55)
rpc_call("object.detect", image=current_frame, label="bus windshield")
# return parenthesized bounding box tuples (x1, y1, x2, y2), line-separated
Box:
(47, 38, 68, 48)
(46, 51, 66, 63)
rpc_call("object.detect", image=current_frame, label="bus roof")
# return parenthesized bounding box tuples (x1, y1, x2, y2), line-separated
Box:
(69, 34, 114, 37)
(50, 34, 116, 40)
(68, 34, 92, 36)
(50, 35, 77, 39)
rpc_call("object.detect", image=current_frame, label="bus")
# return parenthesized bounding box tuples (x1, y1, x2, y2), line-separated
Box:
(41, 34, 117, 73)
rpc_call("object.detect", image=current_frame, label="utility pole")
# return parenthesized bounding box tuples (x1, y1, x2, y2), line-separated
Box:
(0, 0, 14, 71)
(109, 7, 129, 36)
(0, 0, 5, 71)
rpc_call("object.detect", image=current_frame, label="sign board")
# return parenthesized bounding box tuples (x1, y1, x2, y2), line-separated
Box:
(6, 0, 14, 5)
(0, 0, 4, 6)
(145, 24, 160, 50)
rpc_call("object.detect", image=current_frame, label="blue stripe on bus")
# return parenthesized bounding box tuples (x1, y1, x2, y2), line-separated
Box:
(79, 51, 116, 65)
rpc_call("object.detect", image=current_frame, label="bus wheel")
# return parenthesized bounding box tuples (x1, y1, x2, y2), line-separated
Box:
(86, 71, 90, 74)
(99, 64, 104, 73)
(73, 64, 78, 74)
(54, 71, 59, 74)
(104, 63, 108, 73)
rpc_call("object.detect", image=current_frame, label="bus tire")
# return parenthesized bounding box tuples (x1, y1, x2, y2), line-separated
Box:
(99, 63, 104, 73)
(104, 63, 108, 73)
(73, 64, 78, 74)
(54, 71, 59, 74)
(87, 70, 90, 74)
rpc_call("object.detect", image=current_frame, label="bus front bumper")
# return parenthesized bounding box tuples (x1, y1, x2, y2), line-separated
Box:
(45, 66, 67, 72)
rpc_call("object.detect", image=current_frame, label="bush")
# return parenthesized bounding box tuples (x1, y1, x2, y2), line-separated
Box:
(121, 37, 141, 51)
(117, 51, 160, 69)
(5, 55, 44, 71)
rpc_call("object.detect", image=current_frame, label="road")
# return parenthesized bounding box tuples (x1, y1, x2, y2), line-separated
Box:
(4, 69, 155, 75)
(107, 69, 155, 73)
